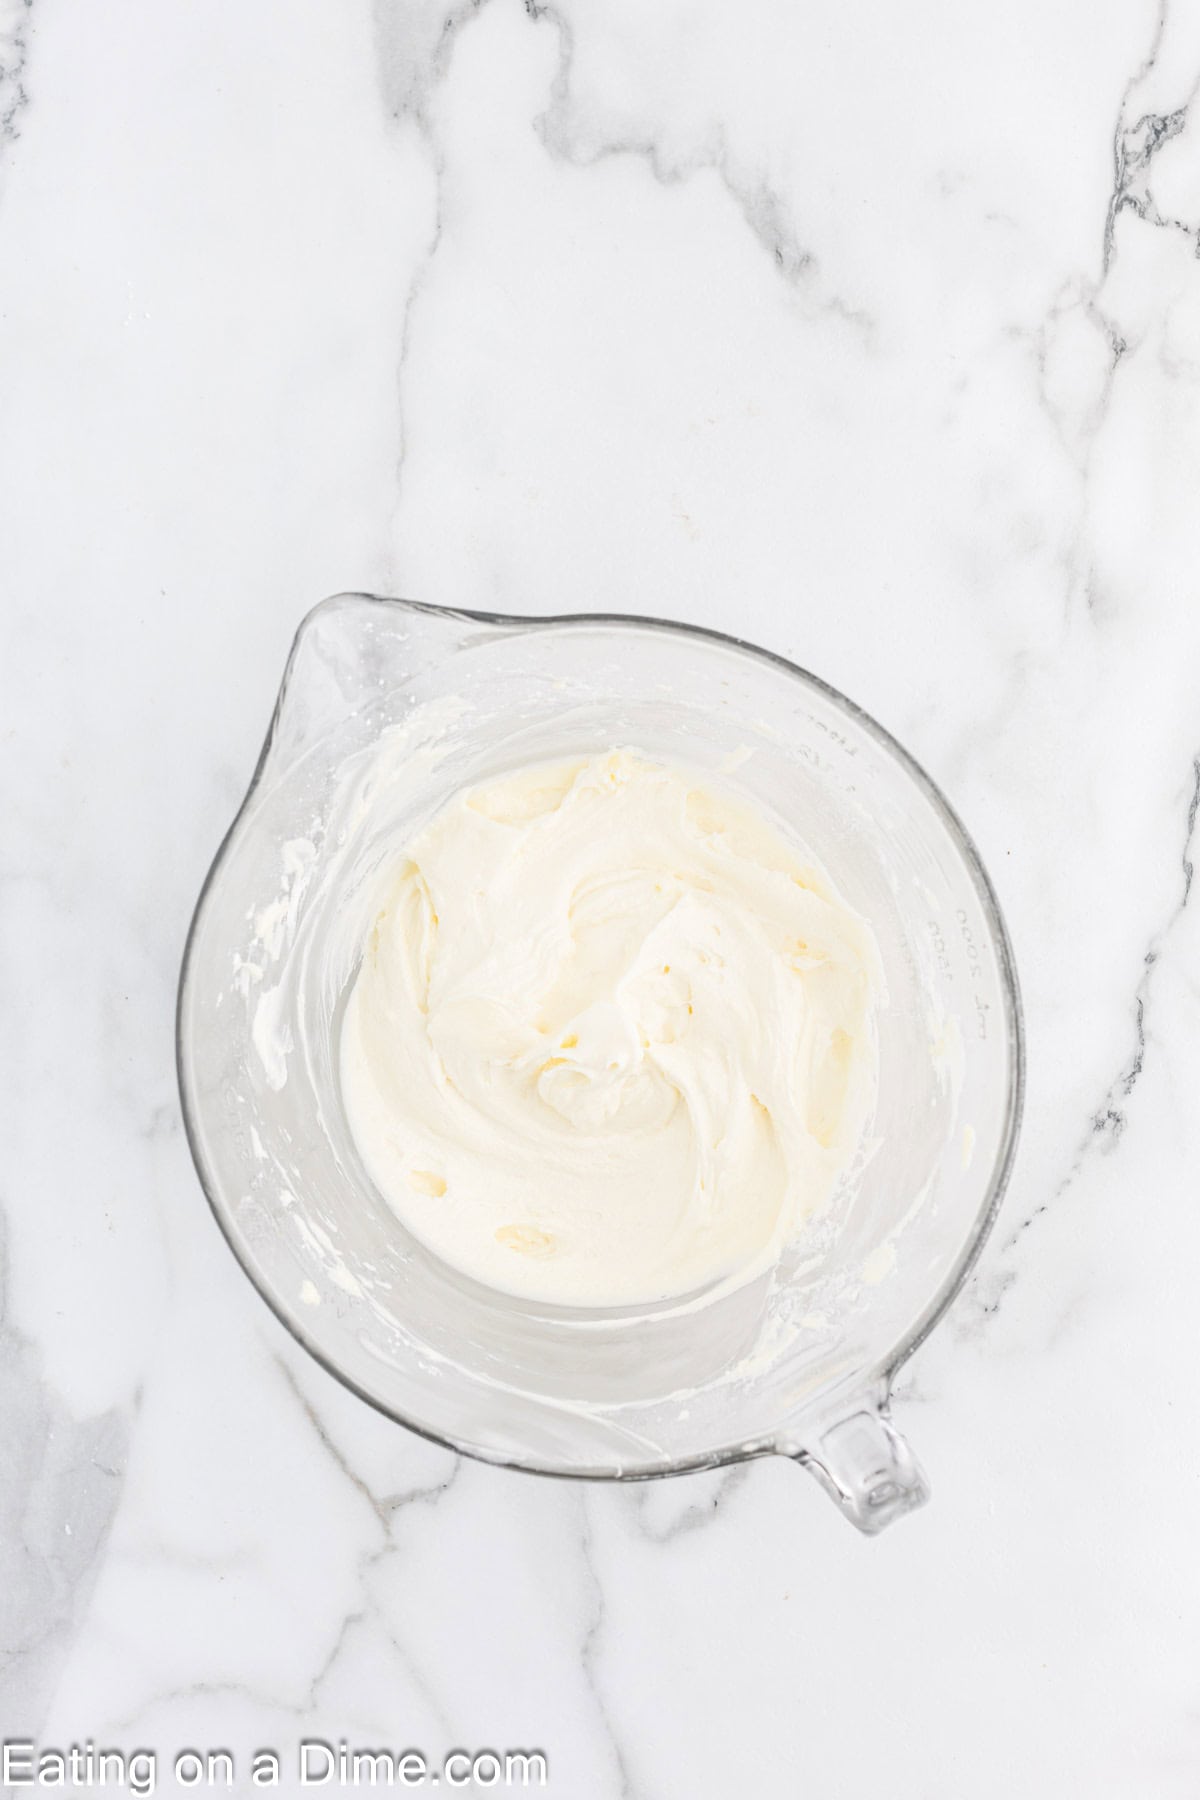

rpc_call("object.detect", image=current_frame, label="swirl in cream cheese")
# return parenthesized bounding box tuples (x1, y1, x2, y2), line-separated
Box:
(340, 750, 881, 1307)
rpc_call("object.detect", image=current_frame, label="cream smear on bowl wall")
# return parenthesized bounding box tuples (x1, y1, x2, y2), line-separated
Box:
(338, 749, 884, 1309)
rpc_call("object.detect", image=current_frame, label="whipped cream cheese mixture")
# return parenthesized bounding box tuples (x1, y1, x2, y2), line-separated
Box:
(340, 750, 881, 1307)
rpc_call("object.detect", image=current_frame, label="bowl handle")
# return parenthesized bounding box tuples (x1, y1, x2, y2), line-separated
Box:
(786, 1402, 929, 1535)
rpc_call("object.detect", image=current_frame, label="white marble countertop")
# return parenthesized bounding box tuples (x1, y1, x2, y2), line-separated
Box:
(5, 0, 1200, 1793)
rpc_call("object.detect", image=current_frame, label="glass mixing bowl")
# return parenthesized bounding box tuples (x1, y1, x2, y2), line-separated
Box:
(177, 595, 1023, 1532)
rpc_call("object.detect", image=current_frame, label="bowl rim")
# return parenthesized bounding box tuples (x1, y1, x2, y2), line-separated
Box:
(176, 593, 1026, 1481)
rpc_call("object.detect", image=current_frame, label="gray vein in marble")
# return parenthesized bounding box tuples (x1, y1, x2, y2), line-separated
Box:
(97, 1377, 460, 1742)
(367, 0, 881, 572)
(304, 1517, 460, 1741)
(1081, 751, 1197, 1148)
(527, 0, 873, 334)
(99, 1589, 457, 1743)
(315, 1597, 457, 1741)
(1043, 745, 1191, 1162)
(968, 10, 1199, 653)
(1104, 1, 1200, 269)
(273, 1350, 460, 1520)
(267, 1348, 462, 1734)
(371, 2, 464, 526)
(112, 1536, 260, 1576)
(373, 0, 484, 130)
(1104, 0, 1168, 272)
(141, 1102, 180, 1146)
(0, 1211, 130, 1731)
(1112, 106, 1200, 254)
(305, 1605, 369, 1707)
(1181, 755, 1198, 902)
(626, 1464, 749, 1544)
(371, 0, 874, 462)
(577, 1494, 639, 1800)
(0, 0, 32, 154)
(1017, 0, 1200, 606)
(1028, 13, 1165, 608)
(1009, 280, 1126, 623)
(1035, 284, 1127, 477)
(273, 1353, 393, 1531)
(102, 1677, 303, 1739)
(961, 750, 1200, 1332)
(379, 1459, 462, 1516)
(391, 185, 444, 517)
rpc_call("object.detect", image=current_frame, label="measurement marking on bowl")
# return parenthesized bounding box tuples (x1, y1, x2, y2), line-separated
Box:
(957, 910, 990, 1039)
(926, 919, 955, 982)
